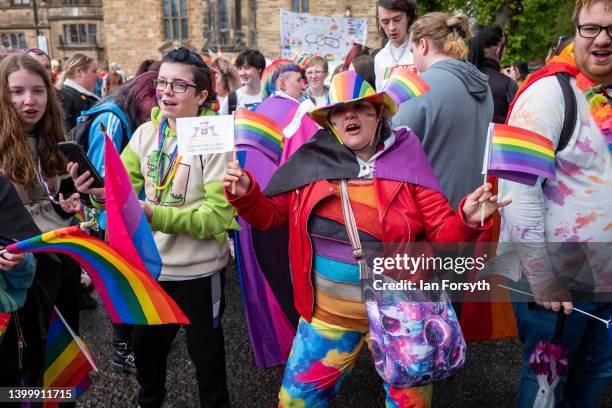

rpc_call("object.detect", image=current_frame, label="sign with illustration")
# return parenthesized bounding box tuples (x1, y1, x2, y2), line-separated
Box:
(280, 9, 368, 62)
(176, 115, 234, 156)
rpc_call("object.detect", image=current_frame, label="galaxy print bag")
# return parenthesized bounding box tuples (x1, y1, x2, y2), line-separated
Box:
(339, 180, 466, 388)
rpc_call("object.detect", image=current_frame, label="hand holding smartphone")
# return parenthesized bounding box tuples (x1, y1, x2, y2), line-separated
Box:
(58, 141, 104, 189)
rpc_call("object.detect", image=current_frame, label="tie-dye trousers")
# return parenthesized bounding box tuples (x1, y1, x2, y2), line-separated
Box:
(278, 317, 432, 408)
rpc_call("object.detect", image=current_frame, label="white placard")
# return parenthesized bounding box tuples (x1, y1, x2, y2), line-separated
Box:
(280, 10, 368, 63)
(37, 35, 48, 54)
(176, 115, 234, 156)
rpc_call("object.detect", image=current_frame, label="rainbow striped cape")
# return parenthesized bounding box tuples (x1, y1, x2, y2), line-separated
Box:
(234, 109, 284, 163)
(43, 310, 96, 408)
(484, 123, 555, 185)
(383, 67, 430, 106)
(6, 226, 189, 325)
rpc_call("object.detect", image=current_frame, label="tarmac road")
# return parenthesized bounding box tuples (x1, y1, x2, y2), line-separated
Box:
(78, 263, 612, 407)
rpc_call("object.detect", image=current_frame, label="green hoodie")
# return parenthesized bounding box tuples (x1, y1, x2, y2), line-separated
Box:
(121, 107, 238, 280)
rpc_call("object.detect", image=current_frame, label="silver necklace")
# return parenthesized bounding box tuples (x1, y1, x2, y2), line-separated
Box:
(389, 41, 409, 64)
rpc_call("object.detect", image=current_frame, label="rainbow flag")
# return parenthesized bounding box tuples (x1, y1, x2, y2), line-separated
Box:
(6, 226, 189, 325)
(382, 67, 429, 106)
(0, 312, 9, 346)
(103, 130, 162, 280)
(42, 309, 96, 408)
(235, 109, 285, 163)
(484, 123, 556, 186)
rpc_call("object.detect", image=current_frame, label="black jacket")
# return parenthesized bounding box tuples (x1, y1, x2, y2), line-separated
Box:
(480, 58, 518, 123)
(58, 85, 98, 131)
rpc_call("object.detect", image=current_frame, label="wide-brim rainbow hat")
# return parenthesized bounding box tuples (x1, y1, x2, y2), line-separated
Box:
(308, 69, 430, 128)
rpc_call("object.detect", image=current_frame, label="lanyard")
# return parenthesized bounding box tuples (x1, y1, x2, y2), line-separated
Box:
(32, 136, 59, 204)
(153, 118, 182, 203)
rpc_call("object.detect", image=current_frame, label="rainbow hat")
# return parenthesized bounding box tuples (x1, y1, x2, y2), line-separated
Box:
(291, 49, 312, 69)
(308, 71, 398, 127)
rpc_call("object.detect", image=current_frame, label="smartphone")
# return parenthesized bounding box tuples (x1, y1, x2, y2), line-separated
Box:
(58, 141, 104, 189)
(0, 234, 17, 248)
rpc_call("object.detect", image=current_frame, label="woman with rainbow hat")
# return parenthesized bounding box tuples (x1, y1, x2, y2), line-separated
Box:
(223, 71, 510, 407)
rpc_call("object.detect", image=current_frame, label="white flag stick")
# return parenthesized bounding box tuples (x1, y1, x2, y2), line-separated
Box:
(480, 124, 493, 226)
(497, 284, 611, 327)
(53, 305, 99, 372)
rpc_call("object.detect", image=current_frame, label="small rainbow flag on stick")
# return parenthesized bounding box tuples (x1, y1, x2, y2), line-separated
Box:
(43, 308, 97, 408)
(6, 226, 189, 325)
(484, 123, 556, 186)
(382, 67, 430, 106)
(234, 109, 285, 163)
(0, 312, 9, 346)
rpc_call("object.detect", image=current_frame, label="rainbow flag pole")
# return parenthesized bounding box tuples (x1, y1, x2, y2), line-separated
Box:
(52, 305, 99, 373)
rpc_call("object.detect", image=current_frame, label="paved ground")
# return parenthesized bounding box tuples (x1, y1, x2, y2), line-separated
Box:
(78, 263, 612, 407)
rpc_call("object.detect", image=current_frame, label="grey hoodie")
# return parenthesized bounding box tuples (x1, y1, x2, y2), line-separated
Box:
(392, 59, 493, 209)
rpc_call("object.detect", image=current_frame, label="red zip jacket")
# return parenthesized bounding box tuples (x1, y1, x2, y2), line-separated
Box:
(227, 171, 491, 322)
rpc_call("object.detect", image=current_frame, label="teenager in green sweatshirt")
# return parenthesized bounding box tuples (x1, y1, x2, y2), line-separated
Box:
(70, 47, 237, 408)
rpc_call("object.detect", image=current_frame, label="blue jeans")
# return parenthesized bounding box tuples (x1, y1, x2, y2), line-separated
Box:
(513, 301, 612, 407)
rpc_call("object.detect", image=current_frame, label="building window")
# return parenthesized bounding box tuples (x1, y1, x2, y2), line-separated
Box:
(88, 24, 97, 44)
(292, 0, 309, 13)
(62, 0, 93, 4)
(1, 33, 27, 50)
(63, 24, 97, 45)
(11, 0, 31, 5)
(163, 0, 189, 40)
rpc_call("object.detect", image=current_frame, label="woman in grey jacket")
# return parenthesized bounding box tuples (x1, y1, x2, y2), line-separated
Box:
(392, 12, 494, 210)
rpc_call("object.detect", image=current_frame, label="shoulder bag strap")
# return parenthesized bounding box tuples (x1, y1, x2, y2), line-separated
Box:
(339, 180, 369, 281)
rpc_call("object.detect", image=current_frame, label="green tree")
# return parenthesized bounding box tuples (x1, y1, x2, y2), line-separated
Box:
(417, 0, 575, 64)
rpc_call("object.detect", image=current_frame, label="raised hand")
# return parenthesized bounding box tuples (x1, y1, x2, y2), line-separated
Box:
(462, 183, 512, 226)
(223, 160, 251, 197)
(68, 162, 105, 200)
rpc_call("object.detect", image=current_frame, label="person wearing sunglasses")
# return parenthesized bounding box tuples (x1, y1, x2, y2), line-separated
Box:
(498, 1, 612, 406)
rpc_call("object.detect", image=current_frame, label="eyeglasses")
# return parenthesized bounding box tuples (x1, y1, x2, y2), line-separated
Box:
(152, 79, 197, 93)
(306, 69, 327, 76)
(577, 24, 612, 39)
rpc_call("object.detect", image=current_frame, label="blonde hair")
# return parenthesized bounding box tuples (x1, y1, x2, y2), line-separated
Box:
(58, 53, 93, 86)
(573, 0, 612, 24)
(410, 12, 472, 59)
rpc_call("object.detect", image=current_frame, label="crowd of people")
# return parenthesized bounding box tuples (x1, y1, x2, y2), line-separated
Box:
(0, 0, 611, 407)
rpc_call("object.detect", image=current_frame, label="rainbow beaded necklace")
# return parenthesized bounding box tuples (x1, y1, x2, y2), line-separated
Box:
(152, 117, 182, 203)
(576, 73, 612, 155)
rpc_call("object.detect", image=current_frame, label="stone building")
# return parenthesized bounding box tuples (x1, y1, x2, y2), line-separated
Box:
(0, 0, 104, 62)
(1, 0, 380, 75)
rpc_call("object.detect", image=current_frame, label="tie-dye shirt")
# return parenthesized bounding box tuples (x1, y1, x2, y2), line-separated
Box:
(498, 75, 612, 292)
